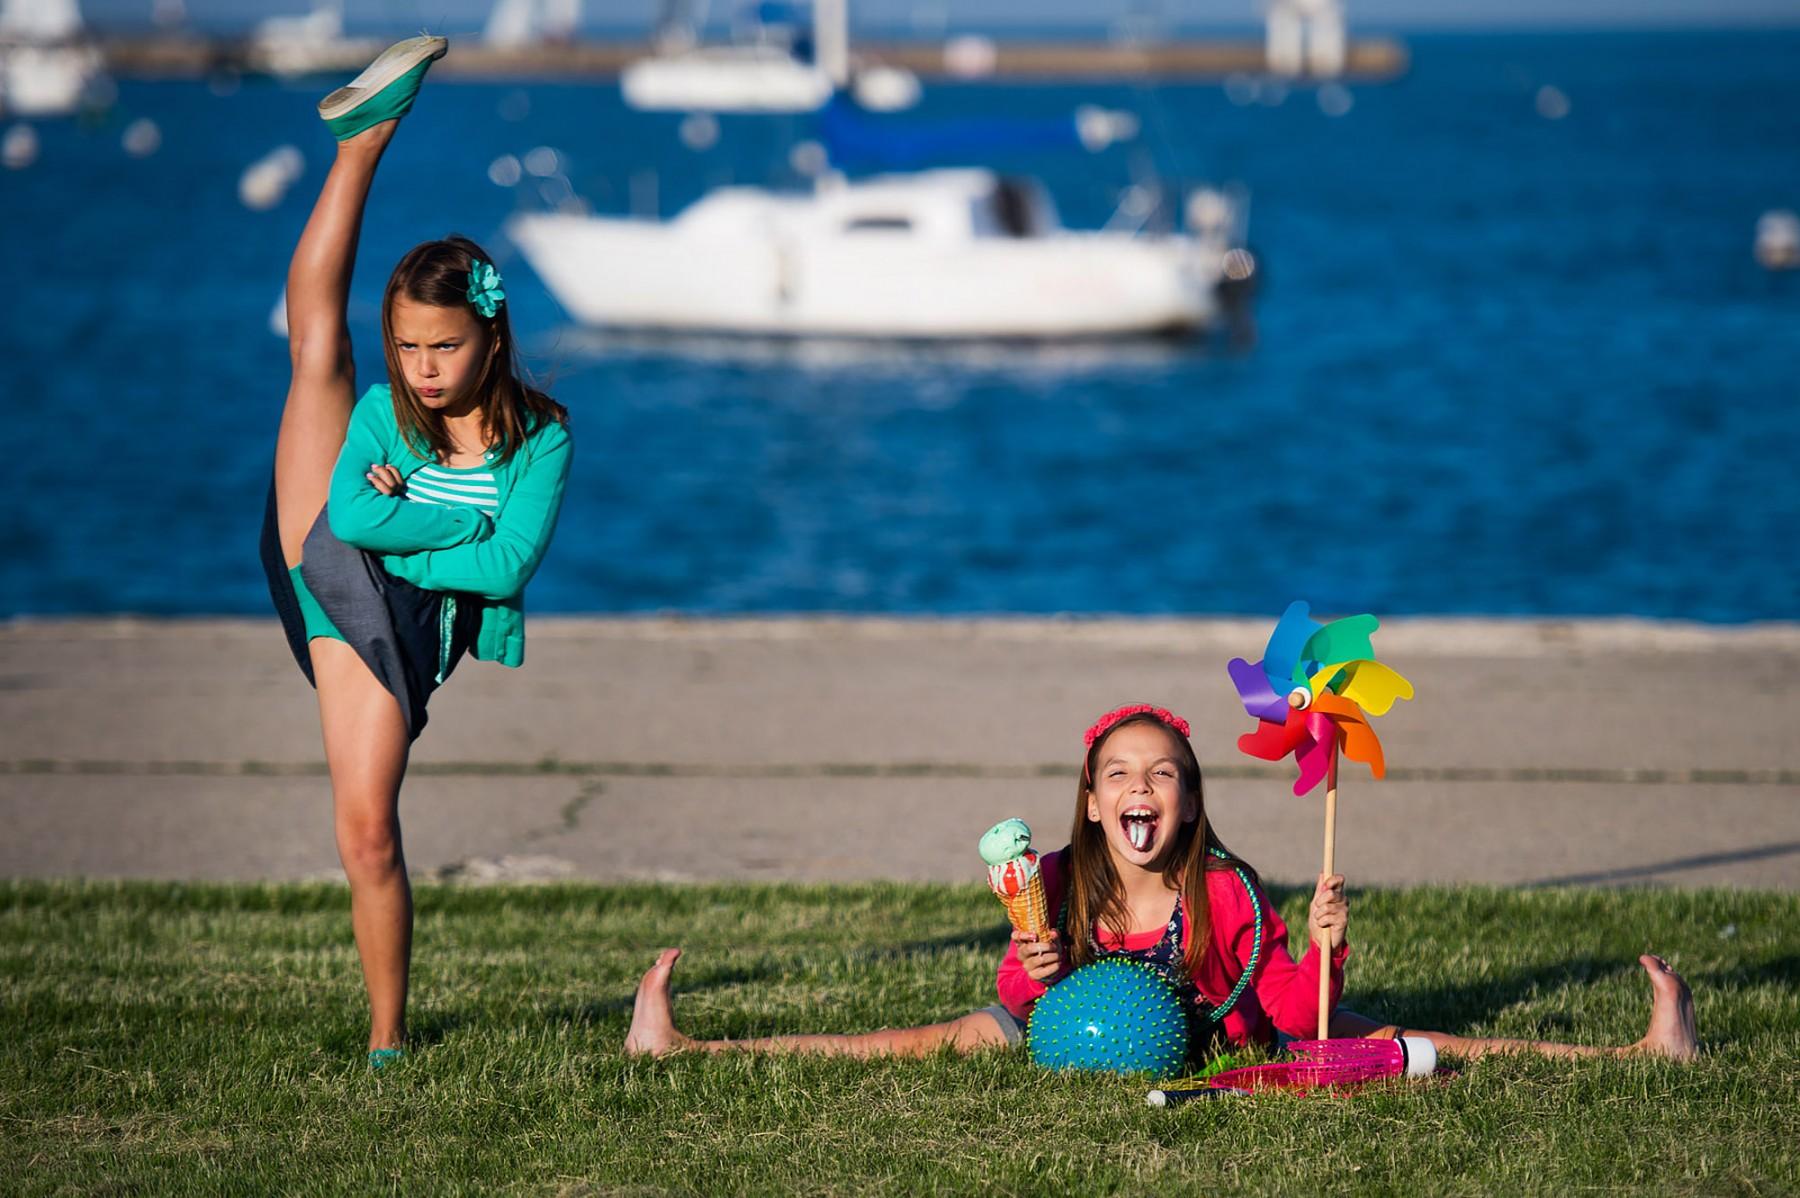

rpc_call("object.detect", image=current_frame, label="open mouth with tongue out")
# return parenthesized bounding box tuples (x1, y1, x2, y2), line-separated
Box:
(1121, 806, 1160, 853)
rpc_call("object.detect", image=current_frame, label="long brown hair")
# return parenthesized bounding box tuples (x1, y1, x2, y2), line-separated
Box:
(380, 235, 567, 465)
(1065, 710, 1252, 980)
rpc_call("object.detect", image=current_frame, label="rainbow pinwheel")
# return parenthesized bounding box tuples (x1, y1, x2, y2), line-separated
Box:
(1229, 601, 1415, 1039)
(1229, 600, 1415, 796)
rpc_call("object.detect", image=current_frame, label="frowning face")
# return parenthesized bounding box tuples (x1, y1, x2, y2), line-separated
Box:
(1085, 721, 1197, 872)
(389, 296, 492, 414)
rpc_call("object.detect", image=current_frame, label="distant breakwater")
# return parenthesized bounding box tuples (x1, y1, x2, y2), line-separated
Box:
(97, 35, 1410, 83)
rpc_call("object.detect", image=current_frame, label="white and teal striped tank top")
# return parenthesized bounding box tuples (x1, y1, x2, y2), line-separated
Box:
(406, 460, 498, 685)
(406, 463, 498, 512)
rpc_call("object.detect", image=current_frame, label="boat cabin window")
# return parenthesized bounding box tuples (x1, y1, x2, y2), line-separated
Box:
(993, 180, 1033, 238)
(843, 216, 913, 233)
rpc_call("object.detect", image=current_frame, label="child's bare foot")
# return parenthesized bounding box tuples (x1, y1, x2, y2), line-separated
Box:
(624, 948, 697, 1057)
(1631, 954, 1699, 1061)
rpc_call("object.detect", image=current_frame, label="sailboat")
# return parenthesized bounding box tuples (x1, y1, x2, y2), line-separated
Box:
(512, 172, 1251, 339)
(250, 1, 376, 78)
(507, 2, 1254, 340)
(0, 0, 105, 117)
(486, 0, 581, 48)
(621, 0, 915, 114)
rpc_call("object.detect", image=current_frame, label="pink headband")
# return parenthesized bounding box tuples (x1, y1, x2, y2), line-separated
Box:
(1085, 704, 1192, 747)
(1082, 704, 1192, 783)
(1080, 705, 1195, 787)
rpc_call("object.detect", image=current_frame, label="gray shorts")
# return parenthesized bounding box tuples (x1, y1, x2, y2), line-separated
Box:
(260, 482, 476, 742)
(977, 1004, 1027, 1046)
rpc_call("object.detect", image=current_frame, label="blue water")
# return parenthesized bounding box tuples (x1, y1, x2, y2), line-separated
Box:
(7, 32, 1799, 620)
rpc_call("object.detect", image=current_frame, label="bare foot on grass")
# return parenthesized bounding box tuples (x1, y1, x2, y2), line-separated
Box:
(624, 948, 696, 1057)
(1631, 954, 1699, 1061)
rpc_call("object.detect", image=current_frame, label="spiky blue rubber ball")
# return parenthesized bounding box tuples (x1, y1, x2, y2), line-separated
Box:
(1027, 959, 1188, 1078)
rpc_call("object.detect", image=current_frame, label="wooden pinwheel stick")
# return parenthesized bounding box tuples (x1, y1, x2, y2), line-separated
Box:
(1318, 742, 1339, 1040)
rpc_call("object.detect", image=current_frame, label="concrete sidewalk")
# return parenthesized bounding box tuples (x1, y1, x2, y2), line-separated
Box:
(3, 616, 1796, 889)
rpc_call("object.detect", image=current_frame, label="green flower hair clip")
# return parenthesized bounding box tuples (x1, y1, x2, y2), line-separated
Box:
(467, 259, 506, 318)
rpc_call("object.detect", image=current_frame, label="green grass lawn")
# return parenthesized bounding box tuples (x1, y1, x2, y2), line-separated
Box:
(3, 880, 1797, 1196)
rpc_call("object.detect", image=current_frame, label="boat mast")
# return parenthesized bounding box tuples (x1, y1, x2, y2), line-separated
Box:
(809, 0, 849, 192)
(813, 0, 848, 87)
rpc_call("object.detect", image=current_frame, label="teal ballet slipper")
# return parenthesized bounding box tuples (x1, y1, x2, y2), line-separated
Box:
(319, 35, 448, 141)
(367, 1047, 406, 1069)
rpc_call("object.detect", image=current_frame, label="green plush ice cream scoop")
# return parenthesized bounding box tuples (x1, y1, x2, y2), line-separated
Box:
(978, 818, 1034, 865)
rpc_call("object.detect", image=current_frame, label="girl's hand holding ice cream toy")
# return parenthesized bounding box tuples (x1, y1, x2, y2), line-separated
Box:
(979, 818, 1064, 983)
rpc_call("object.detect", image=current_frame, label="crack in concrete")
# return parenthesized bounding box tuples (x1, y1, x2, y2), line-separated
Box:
(522, 778, 603, 845)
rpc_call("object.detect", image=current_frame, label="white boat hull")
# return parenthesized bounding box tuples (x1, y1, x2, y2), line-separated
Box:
(0, 42, 100, 115)
(621, 49, 834, 114)
(510, 208, 1225, 339)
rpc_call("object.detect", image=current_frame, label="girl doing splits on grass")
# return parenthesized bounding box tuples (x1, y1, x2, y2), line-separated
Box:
(626, 706, 1697, 1065)
(262, 37, 572, 1066)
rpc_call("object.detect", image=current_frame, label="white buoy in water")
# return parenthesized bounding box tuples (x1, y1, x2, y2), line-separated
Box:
(3, 123, 39, 170)
(1536, 85, 1571, 120)
(1186, 187, 1232, 238)
(677, 111, 718, 151)
(787, 139, 827, 178)
(853, 65, 920, 113)
(122, 117, 161, 157)
(1755, 209, 1800, 271)
(1075, 105, 1140, 152)
(942, 34, 996, 79)
(487, 154, 522, 188)
(1317, 83, 1354, 117)
(239, 144, 303, 211)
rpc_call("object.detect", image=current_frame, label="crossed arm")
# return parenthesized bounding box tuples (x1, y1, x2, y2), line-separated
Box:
(376, 423, 573, 601)
(325, 393, 574, 602)
(326, 396, 494, 554)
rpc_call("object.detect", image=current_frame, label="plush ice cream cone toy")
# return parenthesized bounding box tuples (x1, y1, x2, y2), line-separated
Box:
(980, 818, 1050, 939)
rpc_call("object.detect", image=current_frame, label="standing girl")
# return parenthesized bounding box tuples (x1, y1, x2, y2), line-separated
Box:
(625, 705, 1697, 1063)
(260, 37, 572, 1064)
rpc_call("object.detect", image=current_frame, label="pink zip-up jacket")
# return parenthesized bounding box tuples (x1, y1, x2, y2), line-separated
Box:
(995, 847, 1349, 1045)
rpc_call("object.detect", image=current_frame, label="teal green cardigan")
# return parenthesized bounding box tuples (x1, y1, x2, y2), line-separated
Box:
(326, 384, 573, 667)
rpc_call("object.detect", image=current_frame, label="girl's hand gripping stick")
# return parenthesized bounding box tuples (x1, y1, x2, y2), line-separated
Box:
(1229, 600, 1415, 1038)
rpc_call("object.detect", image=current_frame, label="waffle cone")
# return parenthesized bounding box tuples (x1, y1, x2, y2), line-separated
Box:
(1000, 873, 1050, 939)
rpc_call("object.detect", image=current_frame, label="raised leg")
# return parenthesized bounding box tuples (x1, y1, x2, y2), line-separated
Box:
(272, 122, 397, 567)
(624, 948, 1009, 1059)
(1334, 954, 1698, 1062)
(313, 638, 414, 1051)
